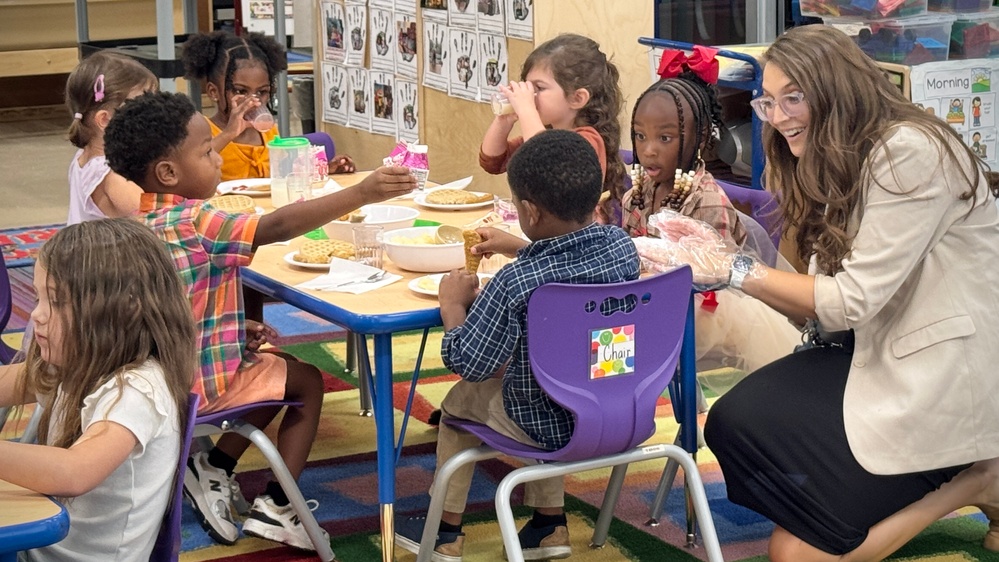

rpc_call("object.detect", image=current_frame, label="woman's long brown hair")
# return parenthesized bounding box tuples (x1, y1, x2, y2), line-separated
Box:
(763, 25, 999, 274)
(14, 218, 194, 449)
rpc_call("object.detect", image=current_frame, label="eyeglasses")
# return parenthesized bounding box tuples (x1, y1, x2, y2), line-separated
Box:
(749, 91, 806, 122)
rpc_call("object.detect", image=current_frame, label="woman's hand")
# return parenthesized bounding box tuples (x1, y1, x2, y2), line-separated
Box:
(472, 226, 526, 259)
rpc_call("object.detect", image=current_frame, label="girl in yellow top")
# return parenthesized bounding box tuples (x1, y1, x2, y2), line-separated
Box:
(182, 31, 355, 181)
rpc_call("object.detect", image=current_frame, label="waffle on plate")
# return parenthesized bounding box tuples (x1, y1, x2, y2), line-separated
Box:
(295, 239, 356, 264)
(208, 194, 256, 214)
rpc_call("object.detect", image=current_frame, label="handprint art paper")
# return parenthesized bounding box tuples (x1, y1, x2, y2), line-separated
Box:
(448, 0, 476, 28)
(368, 0, 393, 8)
(422, 18, 449, 93)
(395, 0, 417, 13)
(477, 0, 504, 34)
(369, 8, 395, 72)
(348, 66, 372, 131)
(505, 0, 533, 40)
(478, 33, 508, 101)
(394, 12, 418, 80)
(320, 0, 346, 63)
(369, 70, 396, 136)
(321, 62, 349, 126)
(344, 4, 368, 67)
(396, 78, 419, 143)
(420, 0, 448, 23)
(448, 28, 479, 101)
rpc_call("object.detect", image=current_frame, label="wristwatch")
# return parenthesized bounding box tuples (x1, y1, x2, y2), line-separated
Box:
(729, 254, 756, 290)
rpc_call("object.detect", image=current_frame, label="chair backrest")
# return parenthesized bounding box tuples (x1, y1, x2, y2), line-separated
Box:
(526, 267, 692, 462)
(716, 180, 783, 250)
(151, 393, 200, 562)
(0, 256, 16, 364)
(301, 131, 336, 161)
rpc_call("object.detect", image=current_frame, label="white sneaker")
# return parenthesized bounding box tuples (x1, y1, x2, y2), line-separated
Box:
(183, 451, 239, 544)
(242, 494, 329, 551)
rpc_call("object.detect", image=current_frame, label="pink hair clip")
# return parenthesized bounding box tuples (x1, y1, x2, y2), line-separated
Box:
(94, 74, 105, 102)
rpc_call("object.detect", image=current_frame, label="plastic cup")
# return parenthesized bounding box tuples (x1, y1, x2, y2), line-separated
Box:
(493, 196, 518, 222)
(353, 224, 385, 269)
(245, 105, 275, 132)
(491, 92, 515, 116)
(479, 223, 512, 274)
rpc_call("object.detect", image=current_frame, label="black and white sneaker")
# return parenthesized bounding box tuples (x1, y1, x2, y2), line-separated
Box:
(183, 451, 239, 544)
(242, 494, 329, 551)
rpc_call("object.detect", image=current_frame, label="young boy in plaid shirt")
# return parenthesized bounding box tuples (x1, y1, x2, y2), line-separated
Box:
(105, 91, 416, 550)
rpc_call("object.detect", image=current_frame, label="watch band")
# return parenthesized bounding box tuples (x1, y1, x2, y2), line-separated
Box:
(729, 255, 755, 290)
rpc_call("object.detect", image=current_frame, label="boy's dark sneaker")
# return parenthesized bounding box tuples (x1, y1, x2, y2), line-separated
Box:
(512, 522, 571, 560)
(395, 514, 464, 562)
(428, 408, 443, 427)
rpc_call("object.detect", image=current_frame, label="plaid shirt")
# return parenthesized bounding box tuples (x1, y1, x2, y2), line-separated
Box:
(441, 223, 640, 450)
(139, 192, 260, 404)
(622, 169, 747, 248)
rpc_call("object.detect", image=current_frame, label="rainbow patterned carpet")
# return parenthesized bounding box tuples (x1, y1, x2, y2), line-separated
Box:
(2, 265, 997, 562)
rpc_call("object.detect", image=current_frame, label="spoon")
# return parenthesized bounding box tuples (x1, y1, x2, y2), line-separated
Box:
(435, 224, 464, 244)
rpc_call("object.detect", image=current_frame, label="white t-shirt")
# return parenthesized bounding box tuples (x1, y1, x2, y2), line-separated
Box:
(67, 148, 111, 225)
(24, 359, 181, 562)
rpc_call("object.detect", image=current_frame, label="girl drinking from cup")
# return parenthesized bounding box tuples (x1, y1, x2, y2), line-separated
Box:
(181, 31, 354, 181)
(479, 33, 626, 224)
(65, 51, 158, 223)
(0, 218, 194, 560)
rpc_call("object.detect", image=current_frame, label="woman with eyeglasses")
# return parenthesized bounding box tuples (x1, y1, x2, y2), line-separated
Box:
(691, 24, 999, 561)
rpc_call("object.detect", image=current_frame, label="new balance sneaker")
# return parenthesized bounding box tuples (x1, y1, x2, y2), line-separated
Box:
(242, 494, 330, 551)
(183, 451, 239, 544)
(394, 514, 465, 562)
(513, 521, 571, 561)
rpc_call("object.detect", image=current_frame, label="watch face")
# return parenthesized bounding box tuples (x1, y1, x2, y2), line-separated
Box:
(733, 255, 754, 271)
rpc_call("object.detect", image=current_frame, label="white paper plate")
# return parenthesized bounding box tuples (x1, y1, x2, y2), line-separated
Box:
(426, 176, 473, 192)
(217, 178, 272, 197)
(283, 251, 331, 270)
(414, 191, 494, 211)
(409, 273, 493, 297)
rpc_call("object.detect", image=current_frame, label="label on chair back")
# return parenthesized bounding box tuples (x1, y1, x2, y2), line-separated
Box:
(590, 325, 635, 379)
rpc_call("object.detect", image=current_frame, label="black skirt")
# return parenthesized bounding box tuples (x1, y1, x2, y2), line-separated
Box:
(703, 345, 969, 555)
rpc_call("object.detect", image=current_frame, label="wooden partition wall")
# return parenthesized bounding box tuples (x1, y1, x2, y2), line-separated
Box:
(315, 0, 653, 197)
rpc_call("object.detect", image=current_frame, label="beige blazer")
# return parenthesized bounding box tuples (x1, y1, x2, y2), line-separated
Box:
(812, 125, 999, 475)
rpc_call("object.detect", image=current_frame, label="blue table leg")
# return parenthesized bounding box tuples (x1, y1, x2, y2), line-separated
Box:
(372, 332, 396, 562)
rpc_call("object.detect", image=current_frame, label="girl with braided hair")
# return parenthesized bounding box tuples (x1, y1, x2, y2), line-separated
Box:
(623, 46, 746, 248)
(625, 47, 799, 378)
(480, 33, 626, 224)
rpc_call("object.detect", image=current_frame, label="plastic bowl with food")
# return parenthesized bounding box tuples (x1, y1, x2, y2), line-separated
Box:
(383, 226, 465, 272)
(322, 204, 421, 241)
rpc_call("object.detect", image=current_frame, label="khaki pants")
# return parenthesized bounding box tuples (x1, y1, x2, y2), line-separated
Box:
(435, 378, 564, 513)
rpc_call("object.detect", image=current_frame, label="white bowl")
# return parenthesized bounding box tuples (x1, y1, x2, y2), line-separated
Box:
(383, 226, 465, 272)
(322, 204, 421, 242)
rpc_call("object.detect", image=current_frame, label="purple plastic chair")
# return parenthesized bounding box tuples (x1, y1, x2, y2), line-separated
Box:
(302, 131, 335, 161)
(716, 180, 783, 250)
(0, 257, 17, 364)
(151, 394, 200, 562)
(192, 400, 336, 561)
(414, 267, 722, 562)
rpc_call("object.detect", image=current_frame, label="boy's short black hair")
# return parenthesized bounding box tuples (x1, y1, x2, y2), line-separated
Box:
(105, 91, 198, 184)
(506, 129, 602, 223)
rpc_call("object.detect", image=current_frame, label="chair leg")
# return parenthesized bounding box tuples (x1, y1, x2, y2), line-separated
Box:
(590, 463, 629, 548)
(345, 330, 356, 373)
(416, 445, 502, 562)
(496, 446, 724, 562)
(230, 421, 337, 562)
(646, 431, 683, 526)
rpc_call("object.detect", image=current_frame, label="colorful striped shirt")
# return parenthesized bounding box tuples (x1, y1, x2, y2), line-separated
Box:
(139, 192, 260, 403)
(441, 223, 640, 450)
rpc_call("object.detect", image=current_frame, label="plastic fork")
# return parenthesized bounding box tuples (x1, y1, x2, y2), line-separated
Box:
(335, 270, 388, 287)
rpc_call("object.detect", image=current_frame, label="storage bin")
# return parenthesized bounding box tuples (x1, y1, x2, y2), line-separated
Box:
(824, 14, 957, 63)
(928, 0, 992, 13)
(950, 8, 999, 58)
(802, 0, 926, 21)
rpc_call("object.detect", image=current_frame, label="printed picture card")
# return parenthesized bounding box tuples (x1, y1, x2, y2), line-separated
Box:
(422, 18, 450, 92)
(448, 27, 479, 101)
(321, 62, 349, 126)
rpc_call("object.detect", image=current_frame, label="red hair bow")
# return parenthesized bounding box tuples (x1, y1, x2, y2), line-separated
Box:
(657, 45, 720, 84)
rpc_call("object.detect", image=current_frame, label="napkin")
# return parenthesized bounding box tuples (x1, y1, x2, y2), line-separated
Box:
(295, 257, 401, 294)
(311, 178, 344, 198)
